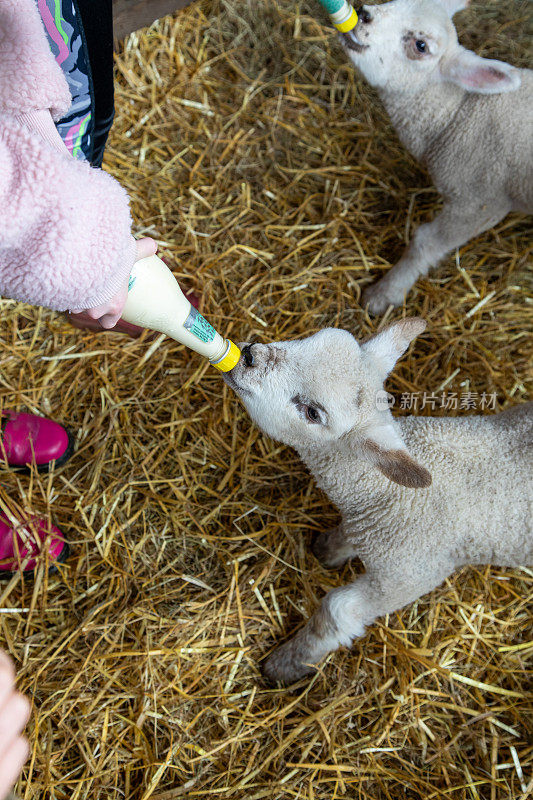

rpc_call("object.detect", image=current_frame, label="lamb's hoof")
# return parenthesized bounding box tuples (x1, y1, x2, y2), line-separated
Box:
(262, 641, 315, 686)
(311, 529, 338, 568)
(311, 528, 353, 569)
(362, 281, 403, 316)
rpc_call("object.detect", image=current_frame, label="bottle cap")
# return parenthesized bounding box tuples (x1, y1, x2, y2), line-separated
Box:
(322, 0, 358, 31)
(333, 6, 358, 31)
(211, 340, 241, 372)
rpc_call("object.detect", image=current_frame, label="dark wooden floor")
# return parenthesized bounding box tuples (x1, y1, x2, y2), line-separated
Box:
(113, 0, 195, 38)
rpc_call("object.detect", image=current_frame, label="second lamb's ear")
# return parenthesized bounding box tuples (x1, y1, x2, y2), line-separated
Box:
(363, 440, 432, 488)
(361, 317, 426, 379)
(441, 48, 521, 95)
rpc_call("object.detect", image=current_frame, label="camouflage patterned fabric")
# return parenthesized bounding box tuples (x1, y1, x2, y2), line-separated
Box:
(35, 0, 93, 161)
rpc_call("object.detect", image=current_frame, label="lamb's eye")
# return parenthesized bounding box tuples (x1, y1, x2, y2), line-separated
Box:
(305, 406, 320, 423)
(415, 39, 427, 53)
(292, 396, 325, 424)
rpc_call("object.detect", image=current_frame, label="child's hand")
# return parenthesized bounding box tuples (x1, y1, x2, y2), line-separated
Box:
(72, 237, 157, 329)
(0, 652, 30, 800)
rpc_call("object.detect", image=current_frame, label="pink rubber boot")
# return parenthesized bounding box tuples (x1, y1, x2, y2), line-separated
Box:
(1, 412, 74, 471)
(0, 513, 68, 577)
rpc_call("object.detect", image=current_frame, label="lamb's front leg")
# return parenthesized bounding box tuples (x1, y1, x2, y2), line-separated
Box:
(263, 566, 452, 685)
(362, 201, 508, 315)
(311, 524, 358, 569)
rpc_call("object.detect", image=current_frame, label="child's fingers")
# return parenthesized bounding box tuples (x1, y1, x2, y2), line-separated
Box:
(0, 654, 14, 680)
(97, 286, 129, 329)
(0, 657, 16, 715)
(85, 302, 122, 326)
(135, 237, 157, 261)
(0, 654, 30, 797)
(71, 238, 157, 328)
(0, 693, 31, 761)
(0, 735, 29, 799)
(98, 311, 123, 329)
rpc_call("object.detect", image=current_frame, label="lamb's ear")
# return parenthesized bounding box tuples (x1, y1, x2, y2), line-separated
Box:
(363, 440, 432, 489)
(437, 0, 469, 17)
(361, 317, 426, 378)
(441, 48, 521, 94)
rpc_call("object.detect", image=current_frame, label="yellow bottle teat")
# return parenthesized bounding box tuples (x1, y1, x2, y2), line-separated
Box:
(210, 339, 241, 372)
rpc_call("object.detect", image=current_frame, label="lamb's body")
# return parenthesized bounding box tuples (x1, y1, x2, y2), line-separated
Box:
(308, 405, 532, 573)
(382, 72, 533, 215)
(339, 0, 533, 313)
(267, 404, 533, 684)
(380, 69, 533, 214)
(224, 320, 533, 683)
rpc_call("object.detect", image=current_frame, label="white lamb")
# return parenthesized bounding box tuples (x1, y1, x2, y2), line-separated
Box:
(337, 0, 533, 313)
(224, 320, 532, 684)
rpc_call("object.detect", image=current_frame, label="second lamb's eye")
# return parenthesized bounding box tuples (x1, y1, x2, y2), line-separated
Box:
(305, 406, 320, 423)
(415, 39, 427, 53)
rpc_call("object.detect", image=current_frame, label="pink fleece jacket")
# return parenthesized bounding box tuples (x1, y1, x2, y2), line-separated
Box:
(0, 0, 136, 312)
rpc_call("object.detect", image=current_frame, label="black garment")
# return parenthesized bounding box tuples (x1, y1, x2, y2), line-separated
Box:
(39, 0, 115, 166)
(74, 0, 115, 166)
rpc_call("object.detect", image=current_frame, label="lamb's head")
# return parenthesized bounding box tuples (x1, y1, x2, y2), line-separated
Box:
(225, 317, 431, 488)
(340, 0, 520, 95)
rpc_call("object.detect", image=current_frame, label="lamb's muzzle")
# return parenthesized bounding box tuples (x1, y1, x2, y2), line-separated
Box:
(341, 30, 368, 53)
(241, 344, 255, 367)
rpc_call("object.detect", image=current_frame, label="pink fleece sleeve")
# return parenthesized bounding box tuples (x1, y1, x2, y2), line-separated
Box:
(0, 119, 137, 311)
(0, 0, 71, 119)
(0, 0, 137, 312)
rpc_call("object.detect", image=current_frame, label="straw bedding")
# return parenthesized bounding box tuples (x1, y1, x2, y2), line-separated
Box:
(0, 0, 531, 797)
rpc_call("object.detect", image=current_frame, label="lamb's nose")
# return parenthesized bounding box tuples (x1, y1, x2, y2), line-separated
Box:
(242, 344, 255, 367)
